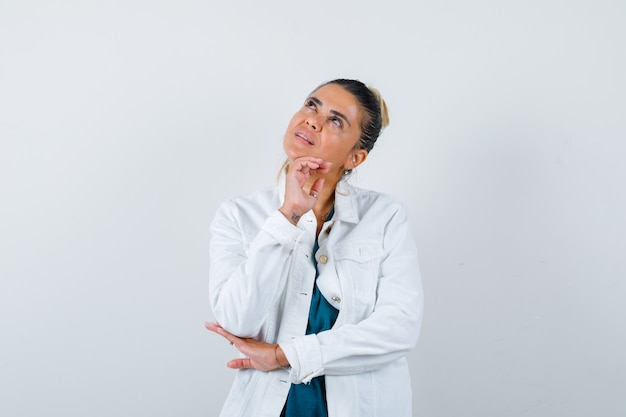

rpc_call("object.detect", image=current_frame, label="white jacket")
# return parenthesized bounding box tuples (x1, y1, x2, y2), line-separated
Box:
(209, 179, 423, 417)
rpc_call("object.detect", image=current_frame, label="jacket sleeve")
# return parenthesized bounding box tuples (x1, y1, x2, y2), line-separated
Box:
(280, 203, 424, 383)
(208, 200, 304, 337)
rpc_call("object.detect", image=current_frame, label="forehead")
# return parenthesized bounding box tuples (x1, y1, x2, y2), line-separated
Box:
(310, 84, 363, 124)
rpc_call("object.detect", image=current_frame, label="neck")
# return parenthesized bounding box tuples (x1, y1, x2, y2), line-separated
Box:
(305, 174, 338, 223)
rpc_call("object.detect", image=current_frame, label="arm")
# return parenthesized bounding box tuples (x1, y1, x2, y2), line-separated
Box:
(208, 201, 304, 337)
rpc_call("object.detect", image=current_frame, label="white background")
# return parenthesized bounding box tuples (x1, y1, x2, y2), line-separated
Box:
(1, 1, 625, 416)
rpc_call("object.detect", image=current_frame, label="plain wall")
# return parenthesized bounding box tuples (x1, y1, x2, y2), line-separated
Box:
(1, 1, 624, 416)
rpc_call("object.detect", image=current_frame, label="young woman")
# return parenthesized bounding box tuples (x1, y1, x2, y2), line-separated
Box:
(205, 78, 423, 416)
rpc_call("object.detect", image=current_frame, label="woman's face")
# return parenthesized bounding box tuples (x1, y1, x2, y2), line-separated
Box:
(283, 83, 366, 173)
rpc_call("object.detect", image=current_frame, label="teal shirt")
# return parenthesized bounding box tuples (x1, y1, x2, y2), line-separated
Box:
(282, 210, 338, 417)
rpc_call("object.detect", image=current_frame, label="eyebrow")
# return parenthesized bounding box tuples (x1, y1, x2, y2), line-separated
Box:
(308, 96, 352, 127)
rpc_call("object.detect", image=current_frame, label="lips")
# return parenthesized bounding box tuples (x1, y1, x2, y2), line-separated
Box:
(295, 131, 313, 145)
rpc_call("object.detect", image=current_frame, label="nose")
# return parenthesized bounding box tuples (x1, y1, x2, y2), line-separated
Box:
(306, 115, 320, 131)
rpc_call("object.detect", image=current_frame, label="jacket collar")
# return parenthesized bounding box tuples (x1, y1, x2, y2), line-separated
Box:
(333, 181, 360, 224)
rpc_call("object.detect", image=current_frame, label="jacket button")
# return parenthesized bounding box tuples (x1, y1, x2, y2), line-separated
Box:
(319, 255, 328, 264)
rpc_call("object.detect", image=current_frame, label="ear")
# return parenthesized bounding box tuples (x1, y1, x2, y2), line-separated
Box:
(346, 149, 368, 170)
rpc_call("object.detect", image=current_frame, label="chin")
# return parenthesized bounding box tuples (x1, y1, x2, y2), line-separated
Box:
(283, 144, 307, 161)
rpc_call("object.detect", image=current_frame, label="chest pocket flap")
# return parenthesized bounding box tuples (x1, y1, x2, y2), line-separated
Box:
(334, 241, 383, 263)
(333, 241, 384, 319)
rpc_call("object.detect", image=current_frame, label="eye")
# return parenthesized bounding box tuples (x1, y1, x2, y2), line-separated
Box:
(304, 99, 317, 111)
(330, 116, 343, 127)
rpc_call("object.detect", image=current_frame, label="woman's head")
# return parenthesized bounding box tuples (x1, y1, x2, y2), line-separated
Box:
(282, 79, 389, 179)
(315, 79, 389, 154)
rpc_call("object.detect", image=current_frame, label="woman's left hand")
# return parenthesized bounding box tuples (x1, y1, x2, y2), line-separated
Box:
(204, 322, 288, 371)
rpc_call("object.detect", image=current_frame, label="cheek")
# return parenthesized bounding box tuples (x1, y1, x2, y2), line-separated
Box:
(284, 113, 302, 134)
(282, 115, 303, 158)
(333, 131, 361, 154)
(282, 117, 295, 142)
(321, 135, 353, 163)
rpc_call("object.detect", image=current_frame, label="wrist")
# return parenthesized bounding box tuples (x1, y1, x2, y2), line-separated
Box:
(274, 344, 290, 369)
(279, 206, 301, 226)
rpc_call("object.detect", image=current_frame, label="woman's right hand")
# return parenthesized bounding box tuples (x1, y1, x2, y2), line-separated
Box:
(279, 157, 331, 225)
(205, 322, 289, 371)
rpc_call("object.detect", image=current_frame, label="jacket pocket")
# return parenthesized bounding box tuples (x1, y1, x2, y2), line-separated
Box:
(334, 241, 383, 320)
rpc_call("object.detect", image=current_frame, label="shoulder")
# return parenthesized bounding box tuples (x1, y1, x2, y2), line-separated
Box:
(223, 184, 280, 210)
(345, 184, 406, 214)
(213, 184, 281, 226)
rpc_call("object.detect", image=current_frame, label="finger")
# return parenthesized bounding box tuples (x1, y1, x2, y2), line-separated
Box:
(227, 358, 252, 369)
(292, 156, 324, 166)
(310, 178, 325, 196)
(204, 322, 221, 333)
(287, 161, 311, 179)
(291, 158, 314, 169)
(218, 329, 249, 351)
(206, 322, 238, 346)
(312, 160, 332, 173)
(215, 326, 238, 344)
(291, 158, 325, 174)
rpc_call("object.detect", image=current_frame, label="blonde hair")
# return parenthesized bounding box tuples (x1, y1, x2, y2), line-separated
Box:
(369, 86, 390, 130)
